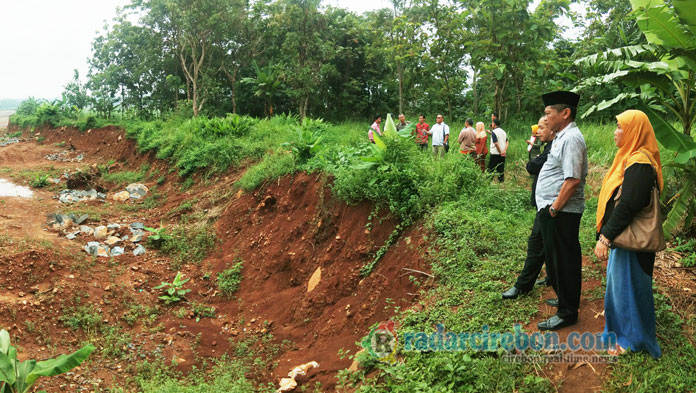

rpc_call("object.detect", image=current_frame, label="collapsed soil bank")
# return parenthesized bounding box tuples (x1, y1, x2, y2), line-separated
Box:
(3, 125, 428, 390)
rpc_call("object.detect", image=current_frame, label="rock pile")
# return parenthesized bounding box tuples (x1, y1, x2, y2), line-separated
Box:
(0, 137, 20, 147)
(112, 183, 149, 202)
(48, 213, 148, 257)
(58, 189, 106, 204)
(45, 150, 85, 162)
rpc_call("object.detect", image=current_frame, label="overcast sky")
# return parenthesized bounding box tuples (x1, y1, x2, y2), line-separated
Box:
(0, 0, 563, 101)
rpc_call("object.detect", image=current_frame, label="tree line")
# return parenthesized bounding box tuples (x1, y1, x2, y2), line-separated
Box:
(61, 0, 643, 122)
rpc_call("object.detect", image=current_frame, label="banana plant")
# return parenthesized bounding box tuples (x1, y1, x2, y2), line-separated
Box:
(575, 0, 696, 236)
(0, 329, 95, 393)
(356, 113, 416, 169)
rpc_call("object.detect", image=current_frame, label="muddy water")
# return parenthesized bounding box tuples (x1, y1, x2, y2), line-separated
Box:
(0, 178, 33, 198)
(0, 110, 14, 129)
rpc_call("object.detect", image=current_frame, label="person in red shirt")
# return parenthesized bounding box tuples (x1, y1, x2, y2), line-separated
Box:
(413, 114, 430, 151)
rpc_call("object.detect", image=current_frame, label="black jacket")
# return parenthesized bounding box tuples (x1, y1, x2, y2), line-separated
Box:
(527, 140, 552, 208)
(599, 163, 657, 276)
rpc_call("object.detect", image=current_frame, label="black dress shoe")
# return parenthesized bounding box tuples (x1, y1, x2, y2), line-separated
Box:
(535, 277, 551, 286)
(537, 315, 576, 331)
(545, 298, 559, 307)
(502, 287, 529, 300)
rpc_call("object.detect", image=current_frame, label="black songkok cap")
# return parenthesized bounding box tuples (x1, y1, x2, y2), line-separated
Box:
(542, 91, 580, 108)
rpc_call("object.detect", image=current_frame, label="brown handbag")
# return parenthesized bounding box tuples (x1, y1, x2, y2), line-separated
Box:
(611, 154, 666, 252)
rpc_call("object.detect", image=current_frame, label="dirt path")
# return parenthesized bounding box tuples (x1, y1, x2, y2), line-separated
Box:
(521, 256, 609, 392)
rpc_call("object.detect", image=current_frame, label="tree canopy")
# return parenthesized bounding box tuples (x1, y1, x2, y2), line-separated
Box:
(75, 0, 667, 122)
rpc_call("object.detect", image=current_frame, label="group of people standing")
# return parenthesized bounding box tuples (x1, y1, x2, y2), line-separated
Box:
(501, 90, 663, 359)
(369, 112, 509, 181)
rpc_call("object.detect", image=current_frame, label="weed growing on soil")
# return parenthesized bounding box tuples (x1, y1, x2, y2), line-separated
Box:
(158, 225, 218, 269)
(189, 302, 216, 322)
(113, 356, 264, 393)
(122, 303, 161, 327)
(102, 169, 144, 186)
(217, 259, 244, 297)
(60, 304, 102, 334)
(153, 271, 191, 304)
(30, 173, 50, 188)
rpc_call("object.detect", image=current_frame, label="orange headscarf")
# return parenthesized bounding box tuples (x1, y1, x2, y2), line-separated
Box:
(596, 110, 663, 232)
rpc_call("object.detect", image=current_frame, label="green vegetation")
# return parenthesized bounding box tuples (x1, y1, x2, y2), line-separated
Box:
(113, 357, 261, 393)
(216, 259, 244, 298)
(102, 169, 144, 185)
(29, 174, 50, 188)
(60, 304, 102, 334)
(6, 0, 695, 392)
(153, 271, 192, 304)
(158, 225, 218, 268)
(0, 329, 95, 393)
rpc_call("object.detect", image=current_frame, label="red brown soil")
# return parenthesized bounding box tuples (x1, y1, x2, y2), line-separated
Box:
(0, 125, 428, 391)
(523, 256, 609, 392)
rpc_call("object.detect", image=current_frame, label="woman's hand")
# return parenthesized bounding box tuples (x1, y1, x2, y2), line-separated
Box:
(594, 238, 609, 260)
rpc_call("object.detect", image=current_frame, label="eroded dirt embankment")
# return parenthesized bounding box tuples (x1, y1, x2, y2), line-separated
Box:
(0, 125, 429, 391)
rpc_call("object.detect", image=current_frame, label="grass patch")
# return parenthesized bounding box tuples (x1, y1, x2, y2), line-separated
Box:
(60, 304, 102, 334)
(217, 259, 243, 298)
(102, 170, 144, 185)
(156, 224, 218, 269)
(112, 356, 262, 393)
(235, 152, 295, 191)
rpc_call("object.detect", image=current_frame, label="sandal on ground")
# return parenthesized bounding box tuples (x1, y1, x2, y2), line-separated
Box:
(607, 345, 627, 356)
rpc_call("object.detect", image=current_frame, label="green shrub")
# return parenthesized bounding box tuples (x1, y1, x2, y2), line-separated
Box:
(217, 259, 244, 297)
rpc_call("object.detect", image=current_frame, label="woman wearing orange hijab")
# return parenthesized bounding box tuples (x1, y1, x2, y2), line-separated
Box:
(474, 121, 488, 172)
(594, 110, 663, 358)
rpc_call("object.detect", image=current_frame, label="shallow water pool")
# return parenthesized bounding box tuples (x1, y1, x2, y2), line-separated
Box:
(0, 178, 33, 198)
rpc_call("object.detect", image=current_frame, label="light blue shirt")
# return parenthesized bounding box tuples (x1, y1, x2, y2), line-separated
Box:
(535, 122, 588, 213)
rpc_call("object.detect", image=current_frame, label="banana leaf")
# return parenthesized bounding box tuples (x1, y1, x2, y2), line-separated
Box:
(638, 102, 696, 163)
(630, 0, 695, 50)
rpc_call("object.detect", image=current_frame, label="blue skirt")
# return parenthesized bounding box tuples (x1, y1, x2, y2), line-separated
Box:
(602, 247, 661, 358)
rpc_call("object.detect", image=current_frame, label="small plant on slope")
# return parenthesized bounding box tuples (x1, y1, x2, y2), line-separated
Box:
(153, 271, 191, 304)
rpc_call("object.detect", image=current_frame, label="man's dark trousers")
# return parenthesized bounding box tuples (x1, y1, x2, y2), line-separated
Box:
(514, 212, 546, 292)
(488, 154, 505, 181)
(539, 207, 582, 321)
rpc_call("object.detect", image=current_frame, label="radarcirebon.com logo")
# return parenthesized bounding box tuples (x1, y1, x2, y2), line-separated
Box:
(362, 320, 398, 363)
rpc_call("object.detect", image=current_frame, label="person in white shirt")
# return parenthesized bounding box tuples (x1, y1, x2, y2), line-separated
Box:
(428, 114, 449, 158)
(487, 118, 508, 181)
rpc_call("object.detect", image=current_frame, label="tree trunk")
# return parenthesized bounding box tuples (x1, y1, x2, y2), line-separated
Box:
(397, 61, 404, 115)
(472, 67, 479, 116)
(221, 66, 239, 114)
